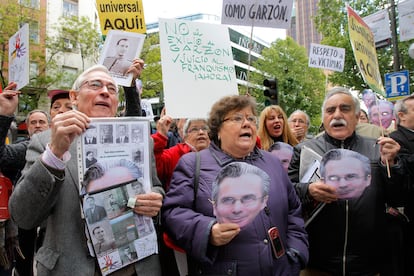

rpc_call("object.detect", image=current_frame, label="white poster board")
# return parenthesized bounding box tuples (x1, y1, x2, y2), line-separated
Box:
(363, 9, 391, 44)
(398, 0, 414, 42)
(8, 24, 30, 90)
(99, 30, 146, 87)
(308, 43, 345, 72)
(221, 0, 294, 29)
(159, 18, 238, 118)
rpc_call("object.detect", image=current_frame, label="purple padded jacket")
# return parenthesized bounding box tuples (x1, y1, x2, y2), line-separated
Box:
(162, 142, 308, 276)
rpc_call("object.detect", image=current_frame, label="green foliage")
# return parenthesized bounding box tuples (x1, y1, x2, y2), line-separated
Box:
(315, 0, 414, 93)
(139, 33, 163, 100)
(46, 16, 102, 73)
(0, 1, 38, 87)
(251, 37, 325, 134)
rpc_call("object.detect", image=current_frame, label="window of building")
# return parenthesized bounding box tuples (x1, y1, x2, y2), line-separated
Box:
(232, 47, 259, 65)
(229, 29, 266, 55)
(61, 66, 78, 88)
(21, 21, 39, 44)
(63, 0, 78, 17)
(63, 38, 76, 52)
(18, 0, 40, 9)
(29, 62, 38, 80)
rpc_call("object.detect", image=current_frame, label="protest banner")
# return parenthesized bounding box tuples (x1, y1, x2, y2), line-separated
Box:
(96, 0, 146, 35)
(159, 18, 238, 118)
(347, 6, 385, 96)
(308, 43, 345, 72)
(221, 0, 294, 29)
(8, 24, 29, 90)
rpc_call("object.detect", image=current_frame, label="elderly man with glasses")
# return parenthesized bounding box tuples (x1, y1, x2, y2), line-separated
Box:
(9, 60, 164, 276)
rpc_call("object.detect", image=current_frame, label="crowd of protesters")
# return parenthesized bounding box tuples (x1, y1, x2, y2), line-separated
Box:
(0, 58, 413, 276)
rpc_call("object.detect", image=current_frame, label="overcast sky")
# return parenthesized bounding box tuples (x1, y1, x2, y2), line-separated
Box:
(142, 0, 286, 44)
(143, 0, 222, 23)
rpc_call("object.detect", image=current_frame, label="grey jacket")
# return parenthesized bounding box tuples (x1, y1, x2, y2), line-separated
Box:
(9, 129, 163, 275)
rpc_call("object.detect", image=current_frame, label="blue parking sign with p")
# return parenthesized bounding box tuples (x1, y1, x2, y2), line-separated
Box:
(385, 70, 410, 101)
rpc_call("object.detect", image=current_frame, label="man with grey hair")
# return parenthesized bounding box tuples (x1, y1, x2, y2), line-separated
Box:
(288, 86, 405, 275)
(25, 109, 50, 137)
(9, 60, 164, 276)
(288, 110, 310, 142)
(390, 94, 414, 275)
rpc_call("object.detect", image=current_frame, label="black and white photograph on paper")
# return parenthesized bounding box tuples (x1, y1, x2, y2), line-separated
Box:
(99, 30, 146, 87)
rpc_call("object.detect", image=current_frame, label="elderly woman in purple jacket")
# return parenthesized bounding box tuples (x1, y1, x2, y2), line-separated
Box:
(162, 95, 308, 275)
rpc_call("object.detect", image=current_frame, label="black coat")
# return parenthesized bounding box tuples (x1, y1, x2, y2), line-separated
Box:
(390, 125, 414, 218)
(0, 115, 29, 183)
(289, 132, 405, 275)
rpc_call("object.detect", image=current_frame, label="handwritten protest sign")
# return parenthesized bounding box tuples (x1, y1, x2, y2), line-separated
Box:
(8, 24, 29, 90)
(96, 0, 146, 35)
(221, 0, 294, 29)
(308, 43, 345, 72)
(347, 6, 385, 96)
(159, 18, 238, 118)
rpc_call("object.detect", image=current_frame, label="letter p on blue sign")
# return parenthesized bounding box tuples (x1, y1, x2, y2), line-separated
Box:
(385, 70, 410, 101)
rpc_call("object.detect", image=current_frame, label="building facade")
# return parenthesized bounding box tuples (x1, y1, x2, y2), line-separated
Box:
(288, 0, 322, 55)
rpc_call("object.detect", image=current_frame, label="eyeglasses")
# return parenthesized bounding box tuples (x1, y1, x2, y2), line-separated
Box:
(218, 194, 265, 207)
(326, 174, 363, 182)
(188, 126, 209, 133)
(81, 80, 118, 95)
(223, 114, 258, 125)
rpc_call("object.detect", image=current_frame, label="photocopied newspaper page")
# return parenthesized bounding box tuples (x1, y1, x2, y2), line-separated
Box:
(77, 117, 157, 275)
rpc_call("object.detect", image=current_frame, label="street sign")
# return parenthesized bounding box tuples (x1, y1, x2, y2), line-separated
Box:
(385, 70, 410, 101)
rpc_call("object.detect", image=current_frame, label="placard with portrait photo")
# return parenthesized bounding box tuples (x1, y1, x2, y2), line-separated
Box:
(99, 29, 146, 87)
(77, 117, 157, 275)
